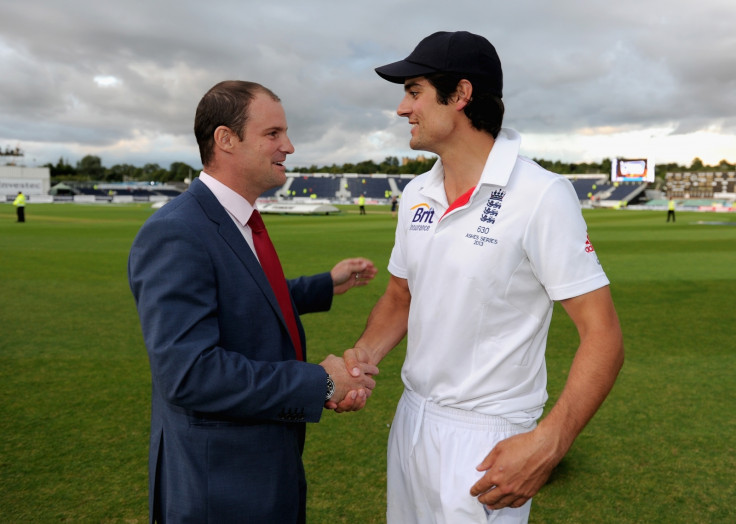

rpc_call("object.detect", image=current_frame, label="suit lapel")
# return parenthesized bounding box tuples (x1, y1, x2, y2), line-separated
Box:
(188, 179, 292, 334)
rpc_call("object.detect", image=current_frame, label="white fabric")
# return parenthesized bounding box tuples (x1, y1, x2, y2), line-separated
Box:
(198, 172, 258, 256)
(387, 389, 533, 523)
(388, 128, 610, 426)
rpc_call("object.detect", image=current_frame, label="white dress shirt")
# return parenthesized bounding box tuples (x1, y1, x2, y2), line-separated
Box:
(198, 172, 259, 260)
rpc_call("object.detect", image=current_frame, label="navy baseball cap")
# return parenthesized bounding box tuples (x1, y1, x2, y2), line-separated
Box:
(375, 31, 503, 97)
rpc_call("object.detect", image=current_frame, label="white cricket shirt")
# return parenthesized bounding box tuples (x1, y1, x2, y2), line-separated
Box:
(388, 128, 610, 426)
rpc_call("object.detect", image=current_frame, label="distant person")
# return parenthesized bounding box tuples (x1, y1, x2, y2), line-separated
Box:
(359, 193, 367, 214)
(128, 80, 379, 523)
(344, 31, 624, 522)
(667, 198, 676, 222)
(391, 195, 398, 217)
(13, 191, 26, 222)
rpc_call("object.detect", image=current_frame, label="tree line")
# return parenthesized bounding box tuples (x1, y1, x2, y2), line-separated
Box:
(46, 156, 196, 183)
(46, 154, 735, 183)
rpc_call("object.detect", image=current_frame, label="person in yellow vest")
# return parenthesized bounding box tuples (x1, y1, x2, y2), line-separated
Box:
(13, 191, 26, 222)
(358, 193, 366, 215)
(667, 198, 676, 223)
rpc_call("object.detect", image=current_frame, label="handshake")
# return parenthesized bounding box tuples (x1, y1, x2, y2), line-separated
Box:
(319, 347, 377, 413)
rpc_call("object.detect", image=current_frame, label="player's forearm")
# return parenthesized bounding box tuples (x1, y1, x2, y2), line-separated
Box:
(354, 278, 410, 365)
(538, 327, 624, 460)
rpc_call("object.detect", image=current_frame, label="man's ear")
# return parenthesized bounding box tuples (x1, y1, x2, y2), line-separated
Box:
(213, 126, 234, 152)
(455, 79, 473, 111)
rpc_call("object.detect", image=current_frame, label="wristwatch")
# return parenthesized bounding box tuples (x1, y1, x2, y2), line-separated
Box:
(325, 374, 335, 401)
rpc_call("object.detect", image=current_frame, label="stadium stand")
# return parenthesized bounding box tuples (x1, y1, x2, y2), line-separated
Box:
(392, 176, 414, 193)
(154, 189, 183, 197)
(565, 176, 648, 206)
(595, 181, 648, 203)
(568, 176, 608, 200)
(665, 171, 736, 198)
(342, 175, 393, 199)
(273, 173, 409, 203)
(287, 175, 341, 199)
(50, 183, 184, 203)
(41, 171, 735, 210)
(259, 186, 280, 198)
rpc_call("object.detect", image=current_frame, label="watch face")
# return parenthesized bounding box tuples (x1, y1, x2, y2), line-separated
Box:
(326, 375, 335, 400)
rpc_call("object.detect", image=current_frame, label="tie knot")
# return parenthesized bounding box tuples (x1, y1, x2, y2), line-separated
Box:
(248, 209, 265, 233)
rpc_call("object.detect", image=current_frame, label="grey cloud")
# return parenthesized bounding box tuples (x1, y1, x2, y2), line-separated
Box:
(1, 0, 735, 167)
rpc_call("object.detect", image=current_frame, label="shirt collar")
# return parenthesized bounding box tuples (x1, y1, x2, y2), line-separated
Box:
(478, 127, 521, 188)
(198, 172, 256, 227)
(419, 127, 521, 206)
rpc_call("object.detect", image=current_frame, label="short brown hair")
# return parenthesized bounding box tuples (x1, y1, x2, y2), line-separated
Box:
(426, 73, 504, 139)
(194, 81, 280, 167)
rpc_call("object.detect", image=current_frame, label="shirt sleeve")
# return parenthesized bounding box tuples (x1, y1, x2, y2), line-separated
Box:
(523, 176, 610, 301)
(387, 189, 411, 279)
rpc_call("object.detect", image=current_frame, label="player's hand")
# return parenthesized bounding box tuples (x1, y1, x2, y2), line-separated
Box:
(331, 258, 377, 295)
(470, 428, 561, 510)
(343, 346, 377, 377)
(320, 355, 377, 411)
(324, 347, 380, 412)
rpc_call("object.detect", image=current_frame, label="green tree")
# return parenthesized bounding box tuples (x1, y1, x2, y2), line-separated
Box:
(354, 160, 379, 174)
(106, 164, 141, 182)
(400, 156, 436, 174)
(141, 163, 167, 181)
(379, 156, 400, 174)
(46, 157, 77, 178)
(600, 158, 612, 176)
(76, 155, 104, 179)
(169, 162, 195, 182)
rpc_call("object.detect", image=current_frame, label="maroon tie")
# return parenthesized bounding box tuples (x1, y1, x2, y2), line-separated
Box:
(247, 210, 304, 361)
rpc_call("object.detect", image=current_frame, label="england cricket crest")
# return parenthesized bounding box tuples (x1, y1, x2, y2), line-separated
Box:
(480, 189, 505, 224)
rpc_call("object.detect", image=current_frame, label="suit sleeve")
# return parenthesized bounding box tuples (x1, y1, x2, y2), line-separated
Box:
(128, 215, 328, 424)
(288, 273, 333, 315)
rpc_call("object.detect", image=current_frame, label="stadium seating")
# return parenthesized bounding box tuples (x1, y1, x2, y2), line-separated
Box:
(154, 189, 183, 197)
(343, 176, 393, 199)
(287, 175, 341, 198)
(277, 174, 409, 201)
(392, 177, 414, 193)
(665, 171, 736, 198)
(568, 177, 608, 200)
(46, 171, 736, 207)
(599, 182, 647, 201)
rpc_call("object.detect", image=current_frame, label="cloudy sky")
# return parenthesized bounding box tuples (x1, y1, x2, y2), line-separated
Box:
(2, 0, 735, 172)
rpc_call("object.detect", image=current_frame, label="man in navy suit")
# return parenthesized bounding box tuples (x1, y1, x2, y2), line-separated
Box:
(128, 80, 379, 523)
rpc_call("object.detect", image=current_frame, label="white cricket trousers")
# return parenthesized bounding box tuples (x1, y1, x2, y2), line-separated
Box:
(387, 389, 534, 523)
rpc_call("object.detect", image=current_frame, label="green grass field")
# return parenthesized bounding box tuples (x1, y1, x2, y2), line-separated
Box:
(1, 203, 734, 523)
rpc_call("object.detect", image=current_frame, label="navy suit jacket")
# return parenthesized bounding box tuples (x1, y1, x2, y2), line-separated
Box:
(128, 178, 333, 523)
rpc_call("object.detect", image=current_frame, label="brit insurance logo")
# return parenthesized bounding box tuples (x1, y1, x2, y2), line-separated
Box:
(409, 203, 435, 232)
(480, 189, 505, 224)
